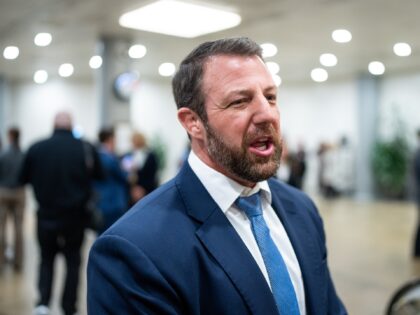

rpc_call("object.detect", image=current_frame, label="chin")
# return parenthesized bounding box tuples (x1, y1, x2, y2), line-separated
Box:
(239, 161, 279, 183)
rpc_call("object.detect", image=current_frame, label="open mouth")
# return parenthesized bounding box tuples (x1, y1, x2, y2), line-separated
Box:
(248, 137, 275, 157)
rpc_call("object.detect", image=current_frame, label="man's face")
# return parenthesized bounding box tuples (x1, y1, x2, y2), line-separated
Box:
(201, 54, 282, 186)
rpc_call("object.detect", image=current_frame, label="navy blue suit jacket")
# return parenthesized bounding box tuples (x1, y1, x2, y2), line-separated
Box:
(87, 163, 347, 314)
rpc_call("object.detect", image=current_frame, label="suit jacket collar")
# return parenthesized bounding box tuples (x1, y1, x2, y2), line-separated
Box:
(175, 163, 279, 314)
(269, 180, 327, 315)
(175, 164, 326, 315)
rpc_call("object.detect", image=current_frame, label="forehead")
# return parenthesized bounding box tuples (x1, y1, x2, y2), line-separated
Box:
(202, 54, 274, 94)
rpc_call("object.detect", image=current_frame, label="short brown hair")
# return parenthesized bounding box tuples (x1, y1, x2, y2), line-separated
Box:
(98, 127, 114, 143)
(172, 37, 263, 122)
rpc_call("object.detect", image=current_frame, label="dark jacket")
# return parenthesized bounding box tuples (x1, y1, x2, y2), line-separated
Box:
(136, 150, 159, 194)
(20, 129, 103, 221)
(93, 146, 129, 232)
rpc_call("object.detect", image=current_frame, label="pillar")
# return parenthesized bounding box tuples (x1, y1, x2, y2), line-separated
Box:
(355, 75, 380, 200)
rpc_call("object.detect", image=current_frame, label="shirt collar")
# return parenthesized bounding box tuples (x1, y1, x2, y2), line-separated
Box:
(188, 150, 272, 213)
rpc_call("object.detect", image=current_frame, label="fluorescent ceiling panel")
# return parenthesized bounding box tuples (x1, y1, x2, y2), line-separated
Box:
(119, 0, 241, 38)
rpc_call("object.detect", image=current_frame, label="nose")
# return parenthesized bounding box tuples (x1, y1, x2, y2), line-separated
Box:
(252, 94, 279, 126)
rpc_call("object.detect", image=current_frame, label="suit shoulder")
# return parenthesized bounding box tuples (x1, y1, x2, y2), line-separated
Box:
(26, 138, 49, 155)
(268, 177, 318, 214)
(104, 178, 181, 233)
(268, 177, 310, 200)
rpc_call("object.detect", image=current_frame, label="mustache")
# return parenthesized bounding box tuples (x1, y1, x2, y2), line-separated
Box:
(243, 124, 281, 144)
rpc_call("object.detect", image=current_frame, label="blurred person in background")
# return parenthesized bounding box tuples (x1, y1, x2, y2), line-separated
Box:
(122, 131, 159, 204)
(317, 137, 354, 198)
(0, 127, 25, 272)
(93, 127, 129, 234)
(178, 141, 191, 169)
(88, 37, 346, 315)
(317, 142, 328, 195)
(333, 136, 355, 196)
(317, 142, 340, 198)
(287, 143, 306, 190)
(413, 129, 420, 257)
(276, 138, 290, 182)
(20, 111, 103, 315)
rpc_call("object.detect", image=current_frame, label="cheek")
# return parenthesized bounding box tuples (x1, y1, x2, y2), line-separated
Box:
(228, 119, 249, 141)
(210, 110, 254, 145)
(273, 110, 281, 130)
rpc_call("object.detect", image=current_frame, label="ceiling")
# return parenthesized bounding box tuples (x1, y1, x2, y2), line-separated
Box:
(1, 0, 420, 85)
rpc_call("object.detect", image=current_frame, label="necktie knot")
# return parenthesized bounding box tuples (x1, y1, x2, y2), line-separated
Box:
(235, 193, 262, 218)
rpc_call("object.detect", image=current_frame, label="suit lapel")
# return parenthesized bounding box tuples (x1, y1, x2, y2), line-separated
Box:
(269, 181, 327, 315)
(176, 164, 279, 315)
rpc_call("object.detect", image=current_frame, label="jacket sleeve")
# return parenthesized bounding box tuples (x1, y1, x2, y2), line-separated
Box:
(18, 151, 30, 185)
(305, 196, 348, 315)
(87, 234, 184, 315)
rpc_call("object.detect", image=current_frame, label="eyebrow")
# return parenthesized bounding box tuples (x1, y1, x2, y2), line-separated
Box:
(223, 85, 277, 100)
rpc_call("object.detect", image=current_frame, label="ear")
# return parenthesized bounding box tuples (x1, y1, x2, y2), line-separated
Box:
(177, 108, 205, 140)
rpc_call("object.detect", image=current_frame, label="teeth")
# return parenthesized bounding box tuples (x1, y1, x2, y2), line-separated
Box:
(256, 143, 267, 150)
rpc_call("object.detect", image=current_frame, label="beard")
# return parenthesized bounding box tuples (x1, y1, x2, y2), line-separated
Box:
(204, 122, 282, 183)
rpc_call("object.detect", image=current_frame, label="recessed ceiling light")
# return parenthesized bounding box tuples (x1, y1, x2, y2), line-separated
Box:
(332, 29, 352, 43)
(261, 43, 278, 58)
(58, 63, 74, 77)
(266, 61, 280, 74)
(319, 53, 337, 67)
(368, 61, 385, 75)
(119, 0, 241, 38)
(34, 70, 48, 84)
(311, 68, 328, 82)
(3, 46, 19, 60)
(128, 44, 147, 59)
(272, 74, 282, 87)
(34, 32, 52, 47)
(393, 42, 411, 57)
(89, 55, 103, 69)
(158, 62, 176, 77)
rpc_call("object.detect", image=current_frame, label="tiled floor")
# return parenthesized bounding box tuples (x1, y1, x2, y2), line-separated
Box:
(316, 197, 420, 315)
(0, 195, 419, 315)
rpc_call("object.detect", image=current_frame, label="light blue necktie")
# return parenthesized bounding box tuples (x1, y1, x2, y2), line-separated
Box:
(236, 193, 300, 315)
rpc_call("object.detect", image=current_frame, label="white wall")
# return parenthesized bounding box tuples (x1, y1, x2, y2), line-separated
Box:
(7, 76, 360, 191)
(0, 77, 12, 144)
(129, 78, 360, 192)
(10, 79, 98, 149)
(279, 80, 358, 193)
(280, 81, 358, 151)
(130, 78, 188, 183)
(379, 73, 420, 148)
(7, 70, 420, 196)
(7, 76, 187, 185)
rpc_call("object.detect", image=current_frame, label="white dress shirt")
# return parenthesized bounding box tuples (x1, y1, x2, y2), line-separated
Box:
(188, 151, 306, 315)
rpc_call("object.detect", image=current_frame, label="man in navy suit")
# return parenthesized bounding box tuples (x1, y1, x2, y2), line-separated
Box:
(87, 37, 347, 315)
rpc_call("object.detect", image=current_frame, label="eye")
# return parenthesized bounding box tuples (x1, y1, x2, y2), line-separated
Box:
(228, 98, 248, 107)
(266, 94, 277, 104)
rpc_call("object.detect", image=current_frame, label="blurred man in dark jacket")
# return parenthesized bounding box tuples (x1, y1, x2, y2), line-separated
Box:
(20, 111, 103, 315)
